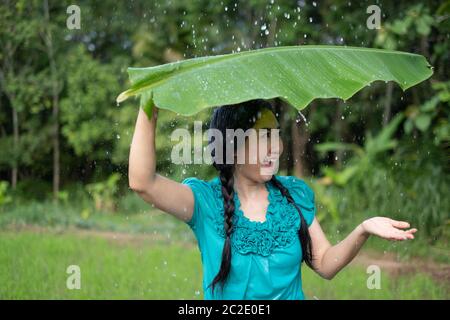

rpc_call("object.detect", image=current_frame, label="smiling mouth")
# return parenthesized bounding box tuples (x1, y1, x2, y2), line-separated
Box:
(261, 158, 278, 167)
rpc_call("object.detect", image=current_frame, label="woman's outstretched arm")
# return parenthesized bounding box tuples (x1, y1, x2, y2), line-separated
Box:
(128, 106, 194, 222)
(308, 217, 417, 280)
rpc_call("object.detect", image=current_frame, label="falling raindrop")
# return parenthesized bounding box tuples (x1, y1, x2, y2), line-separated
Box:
(296, 111, 309, 126)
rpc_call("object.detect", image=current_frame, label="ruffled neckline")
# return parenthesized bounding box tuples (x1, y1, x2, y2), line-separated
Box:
(209, 176, 299, 256)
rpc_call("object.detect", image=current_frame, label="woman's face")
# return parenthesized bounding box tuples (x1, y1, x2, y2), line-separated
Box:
(234, 109, 283, 183)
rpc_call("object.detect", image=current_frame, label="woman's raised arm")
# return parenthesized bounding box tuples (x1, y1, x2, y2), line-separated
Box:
(128, 106, 194, 223)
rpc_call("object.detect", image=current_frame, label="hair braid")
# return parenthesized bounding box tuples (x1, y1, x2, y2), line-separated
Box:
(207, 165, 235, 295)
(270, 175, 314, 269)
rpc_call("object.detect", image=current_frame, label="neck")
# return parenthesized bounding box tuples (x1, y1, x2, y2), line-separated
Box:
(233, 171, 267, 201)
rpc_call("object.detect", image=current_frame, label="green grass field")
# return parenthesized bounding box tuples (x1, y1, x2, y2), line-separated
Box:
(0, 229, 447, 299)
(0, 191, 448, 300)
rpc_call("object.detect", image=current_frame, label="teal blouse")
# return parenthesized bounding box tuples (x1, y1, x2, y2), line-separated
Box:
(181, 175, 316, 300)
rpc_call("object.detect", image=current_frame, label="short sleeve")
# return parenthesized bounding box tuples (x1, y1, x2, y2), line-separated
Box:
(279, 176, 317, 227)
(181, 177, 212, 232)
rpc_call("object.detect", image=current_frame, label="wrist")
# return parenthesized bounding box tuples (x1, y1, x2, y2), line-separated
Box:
(358, 221, 370, 237)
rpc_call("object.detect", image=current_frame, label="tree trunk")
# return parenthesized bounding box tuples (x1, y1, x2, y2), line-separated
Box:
(12, 106, 18, 189)
(291, 120, 309, 178)
(334, 104, 344, 169)
(383, 82, 393, 127)
(1, 42, 20, 190)
(43, 0, 60, 200)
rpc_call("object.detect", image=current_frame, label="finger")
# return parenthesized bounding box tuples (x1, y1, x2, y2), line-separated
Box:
(390, 219, 410, 229)
(405, 228, 418, 234)
(392, 230, 414, 240)
(398, 231, 414, 240)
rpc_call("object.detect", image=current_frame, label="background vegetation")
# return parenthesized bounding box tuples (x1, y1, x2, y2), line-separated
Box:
(0, 0, 448, 299)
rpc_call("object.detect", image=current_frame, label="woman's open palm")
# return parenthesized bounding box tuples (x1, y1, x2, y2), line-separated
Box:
(361, 217, 417, 241)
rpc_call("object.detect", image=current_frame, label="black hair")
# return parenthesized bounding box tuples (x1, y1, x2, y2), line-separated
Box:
(207, 99, 313, 296)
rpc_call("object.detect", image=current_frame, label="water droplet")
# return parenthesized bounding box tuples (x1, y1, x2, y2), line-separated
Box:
(296, 111, 309, 126)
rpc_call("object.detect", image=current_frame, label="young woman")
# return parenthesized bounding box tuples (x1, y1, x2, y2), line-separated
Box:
(128, 99, 417, 300)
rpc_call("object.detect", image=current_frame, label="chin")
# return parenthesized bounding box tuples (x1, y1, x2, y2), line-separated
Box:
(257, 169, 275, 182)
(260, 174, 274, 182)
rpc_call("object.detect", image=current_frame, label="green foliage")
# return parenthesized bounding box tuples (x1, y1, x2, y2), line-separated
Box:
(60, 45, 122, 160)
(85, 173, 121, 213)
(315, 113, 404, 186)
(375, 4, 435, 50)
(0, 181, 12, 208)
(0, 190, 193, 236)
(312, 112, 449, 240)
(404, 81, 450, 144)
(312, 141, 449, 241)
(56, 190, 69, 204)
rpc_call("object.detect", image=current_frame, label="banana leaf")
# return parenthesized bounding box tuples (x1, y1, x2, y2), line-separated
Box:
(116, 45, 433, 118)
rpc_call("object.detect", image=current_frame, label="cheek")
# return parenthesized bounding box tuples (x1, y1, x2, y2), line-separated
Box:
(270, 137, 283, 156)
(235, 142, 257, 165)
(245, 139, 259, 163)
